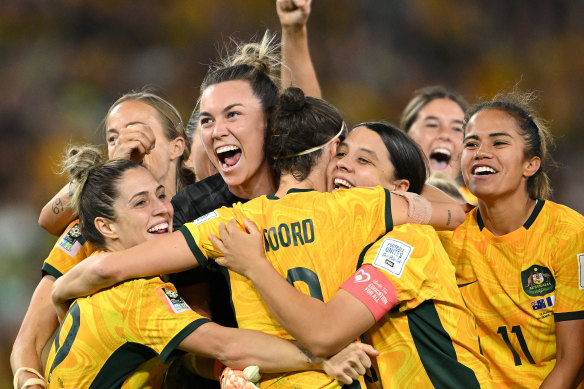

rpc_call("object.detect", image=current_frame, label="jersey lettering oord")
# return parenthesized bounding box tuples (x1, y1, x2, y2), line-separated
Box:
(439, 200, 584, 388)
(180, 187, 392, 388)
(45, 272, 210, 388)
(344, 224, 493, 388)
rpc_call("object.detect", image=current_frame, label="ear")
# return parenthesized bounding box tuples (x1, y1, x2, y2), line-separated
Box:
(169, 136, 186, 161)
(523, 156, 541, 178)
(328, 138, 341, 158)
(94, 217, 118, 240)
(392, 179, 410, 192)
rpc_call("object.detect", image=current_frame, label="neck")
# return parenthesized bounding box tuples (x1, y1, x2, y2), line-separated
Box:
(158, 166, 178, 199)
(477, 190, 537, 236)
(228, 161, 276, 200)
(275, 163, 327, 198)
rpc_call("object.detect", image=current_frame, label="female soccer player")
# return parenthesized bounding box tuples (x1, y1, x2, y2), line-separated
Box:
(52, 87, 466, 388)
(42, 153, 374, 388)
(439, 93, 584, 388)
(11, 90, 195, 389)
(211, 121, 494, 388)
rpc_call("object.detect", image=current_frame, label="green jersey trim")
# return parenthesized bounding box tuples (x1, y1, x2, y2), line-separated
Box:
(159, 318, 212, 362)
(179, 226, 208, 267)
(89, 342, 157, 389)
(555, 310, 584, 322)
(41, 262, 63, 279)
(407, 300, 481, 389)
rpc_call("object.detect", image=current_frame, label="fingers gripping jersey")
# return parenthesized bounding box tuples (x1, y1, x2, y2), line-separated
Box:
(346, 224, 492, 388)
(42, 220, 96, 279)
(45, 274, 210, 388)
(180, 186, 393, 388)
(439, 200, 584, 388)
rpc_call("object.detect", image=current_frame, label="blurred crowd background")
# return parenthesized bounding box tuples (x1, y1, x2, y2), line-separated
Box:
(1, 0, 582, 384)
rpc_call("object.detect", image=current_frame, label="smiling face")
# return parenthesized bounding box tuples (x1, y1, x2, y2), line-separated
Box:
(106, 100, 176, 186)
(407, 98, 464, 180)
(105, 167, 173, 250)
(327, 126, 405, 192)
(199, 80, 269, 191)
(462, 108, 541, 201)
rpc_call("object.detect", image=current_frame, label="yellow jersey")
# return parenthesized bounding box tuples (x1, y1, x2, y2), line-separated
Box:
(354, 224, 492, 388)
(439, 199, 584, 388)
(45, 270, 210, 388)
(180, 187, 393, 388)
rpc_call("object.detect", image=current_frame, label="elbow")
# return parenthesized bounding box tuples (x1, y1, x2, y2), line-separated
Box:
(300, 330, 347, 359)
(38, 211, 59, 236)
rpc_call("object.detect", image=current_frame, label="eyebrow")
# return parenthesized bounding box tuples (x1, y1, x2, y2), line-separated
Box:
(106, 121, 146, 133)
(200, 103, 243, 117)
(128, 185, 164, 203)
(342, 142, 378, 159)
(463, 132, 513, 142)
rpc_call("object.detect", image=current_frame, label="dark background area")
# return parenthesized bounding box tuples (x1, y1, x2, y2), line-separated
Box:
(1, 1, 582, 383)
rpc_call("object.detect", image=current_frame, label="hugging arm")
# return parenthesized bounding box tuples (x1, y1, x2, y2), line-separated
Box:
(11, 276, 59, 389)
(211, 220, 376, 357)
(52, 230, 198, 315)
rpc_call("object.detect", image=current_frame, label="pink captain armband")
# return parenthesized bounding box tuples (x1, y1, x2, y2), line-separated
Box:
(340, 264, 398, 322)
(391, 191, 432, 225)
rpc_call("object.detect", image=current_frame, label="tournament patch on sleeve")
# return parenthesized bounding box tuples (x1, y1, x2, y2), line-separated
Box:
(57, 223, 86, 258)
(157, 287, 192, 314)
(578, 254, 584, 290)
(192, 211, 219, 226)
(372, 238, 413, 279)
(341, 264, 397, 321)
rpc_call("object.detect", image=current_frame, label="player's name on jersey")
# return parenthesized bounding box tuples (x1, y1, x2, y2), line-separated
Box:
(263, 218, 315, 252)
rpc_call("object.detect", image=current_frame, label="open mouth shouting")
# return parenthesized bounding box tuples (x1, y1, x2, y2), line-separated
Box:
(429, 147, 452, 171)
(147, 222, 170, 235)
(332, 177, 354, 190)
(216, 145, 242, 171)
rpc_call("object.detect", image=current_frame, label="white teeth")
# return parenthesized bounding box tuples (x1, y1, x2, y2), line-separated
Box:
(148, 222, 168, 233)
(432, 148, 451, 157)
(334, 178, 353, 188)
(473, 166, 497, 175)
(216, 145, 240, 154)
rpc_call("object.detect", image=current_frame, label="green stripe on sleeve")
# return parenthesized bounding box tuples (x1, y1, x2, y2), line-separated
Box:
(42, 263, 63, 279)
(383, 188, 394, 233)
(555, 311, 584, 322)
(407, 300, 481, 388)
(159, 318, 212, 363)
(179, 225, 209, 267)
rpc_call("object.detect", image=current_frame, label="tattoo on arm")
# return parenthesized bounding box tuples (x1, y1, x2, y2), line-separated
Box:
(52, 197, 64, 214)
(295, 342, 322, 365)
(446, 209, 452, 226)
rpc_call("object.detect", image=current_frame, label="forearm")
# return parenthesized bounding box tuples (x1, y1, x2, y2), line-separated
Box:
(38, 184, 75, 236)
(52, 255, 119, 313)
(180, 322, 317, 373)
(281, 25, 321, 98)
(245, 261, 352, 357)
(11, 277, 60, 387)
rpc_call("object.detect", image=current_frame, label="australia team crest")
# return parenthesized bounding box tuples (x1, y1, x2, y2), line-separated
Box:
(521, 265, 555, 297)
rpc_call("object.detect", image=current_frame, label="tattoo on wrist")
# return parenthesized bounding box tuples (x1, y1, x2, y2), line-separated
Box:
(447, 210, 452, 226)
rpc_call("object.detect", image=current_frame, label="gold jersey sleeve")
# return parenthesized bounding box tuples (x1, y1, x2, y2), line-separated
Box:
(360, 224, 493, 388)
(42, 220, 96, 279)
(179, 186, 393, 388)
(440, 200, 584, 388)
(45, 276, 210, 388)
